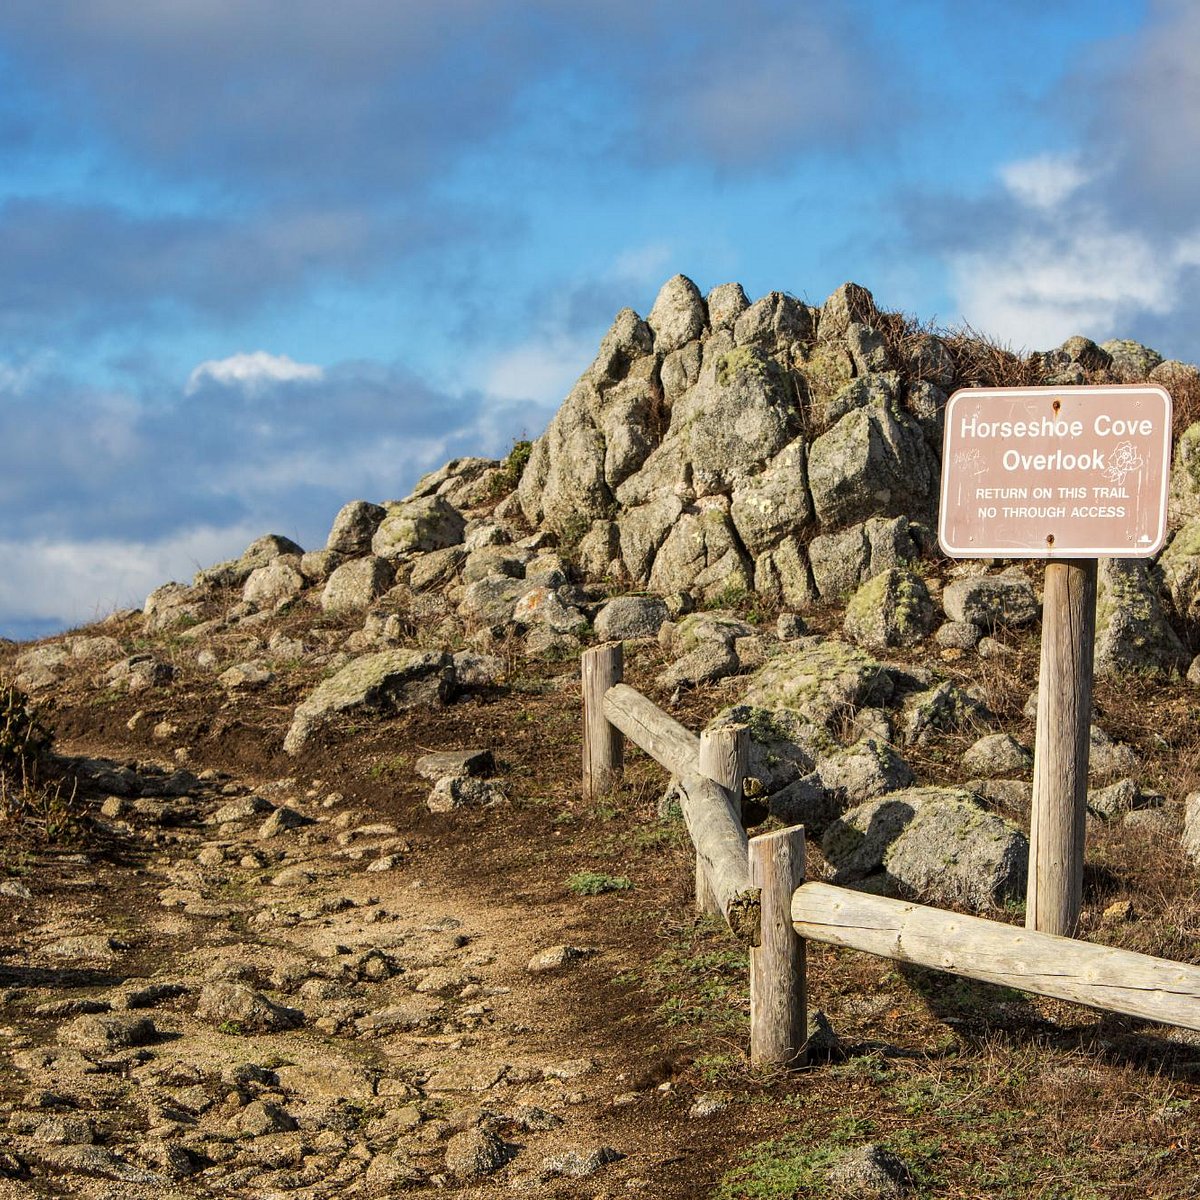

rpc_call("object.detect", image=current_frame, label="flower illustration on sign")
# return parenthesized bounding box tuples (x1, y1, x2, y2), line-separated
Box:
(1105, 441, 1144, 487)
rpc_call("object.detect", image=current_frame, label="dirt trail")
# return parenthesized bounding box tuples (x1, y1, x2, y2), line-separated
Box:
(0, 723, 732, 1199)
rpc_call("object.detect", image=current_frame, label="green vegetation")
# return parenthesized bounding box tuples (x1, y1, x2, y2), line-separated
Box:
(712, 1116, 936, 1199)
(487, 438, 533, 499)
(566, 870, 632, 895)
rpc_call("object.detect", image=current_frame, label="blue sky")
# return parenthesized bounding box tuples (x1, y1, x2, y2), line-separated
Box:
(2, 0, 1196, 638)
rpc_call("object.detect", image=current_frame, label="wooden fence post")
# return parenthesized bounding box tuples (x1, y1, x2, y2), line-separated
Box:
(697, 726, 748, 917)
(582, 644, 624, 799)
(749, 825, 807, 1068)
(1027, 559, 1097, 937)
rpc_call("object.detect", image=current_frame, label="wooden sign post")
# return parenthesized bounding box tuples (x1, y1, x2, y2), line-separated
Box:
(940, 385, 1171, 936)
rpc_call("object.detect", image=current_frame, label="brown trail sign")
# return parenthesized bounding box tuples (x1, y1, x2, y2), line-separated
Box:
(939, 384, 1172, 936)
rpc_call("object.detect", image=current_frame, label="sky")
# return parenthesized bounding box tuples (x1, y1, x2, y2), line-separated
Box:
(2, 0, 1198, 639)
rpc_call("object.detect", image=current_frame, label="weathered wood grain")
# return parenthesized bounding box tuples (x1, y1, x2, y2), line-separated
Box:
(750, 826, 807, 1066)
(696, 726, 748, 918)
(792, 881, 1200, 1032)
(581, 644, 624, 799)
(1027, 559, 1096, 936)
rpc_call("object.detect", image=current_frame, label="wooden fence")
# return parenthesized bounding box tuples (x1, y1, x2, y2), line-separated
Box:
(581, 644, 1200, 1067)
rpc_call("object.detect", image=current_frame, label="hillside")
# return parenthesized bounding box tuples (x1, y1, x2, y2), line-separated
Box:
(4, 276, 1200, 1198)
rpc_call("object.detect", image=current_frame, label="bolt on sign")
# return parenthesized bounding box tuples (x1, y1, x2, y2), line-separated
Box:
(938, 384, 1172, 558)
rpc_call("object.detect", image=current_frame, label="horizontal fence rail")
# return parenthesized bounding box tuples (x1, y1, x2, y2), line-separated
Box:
(601, 679, 760, 943)
(791, 882, 1200, 1033)
(580, 642, 1200, 1069)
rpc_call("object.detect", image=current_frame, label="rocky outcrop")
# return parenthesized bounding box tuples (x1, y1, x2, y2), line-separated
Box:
(822, 788, 1028, 910)
(515, 276, 940, 599)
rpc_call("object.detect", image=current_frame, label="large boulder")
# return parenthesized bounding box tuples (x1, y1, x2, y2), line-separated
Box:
(326, 501, 387, 556)
(729, 439, 813, 555)
(706, 704, 820, 795)
(1156, 521, 1200, 631)
(616, 493, 684, 584)
(843, 568, 935, 650)
(733, 291, 815, 351)
(753, 536, 819, 609)
(740, 639, 893, 731)
(196, 534, 304, 589)
(941, 572, 1038, 630)
(807, 401, 935, 529)
(283, 650, 453, 755)
(371, 496, 466, 559)
(822, 788, 1028, 910)
(1094, 558, 1188, 677)
(666, 346, 803, 496)
(706, 282, 750, 331)
(1169, 422, 1200, 527)
(816, 282, 879, 346)
(593, 596, 669, 642)
(242, 557, 305, 608)
(320, 556, 394, 612)
(518, 308, 657, 532)
(808, 516, 920, 600)
(647, 274, 707, 353)
(646, 507, 753, 601)
(1100, 338, 1162, 379)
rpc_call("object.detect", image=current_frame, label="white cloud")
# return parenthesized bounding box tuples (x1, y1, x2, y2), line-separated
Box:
(946, 154, 1200, 351)
(951, 221, 1176, 350)
(186, 350, 324, 395)
(481, 337, 594, 406)
(0, 522, 265, 633)
(999, 154, 1089, 210)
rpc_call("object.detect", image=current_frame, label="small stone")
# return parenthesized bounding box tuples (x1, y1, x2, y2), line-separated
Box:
(258, 806, 313, 838)
(59, 1013, 156, 1051)
(0, 879, 32, 900)
(219, 662, 275, 690)
(114, 982, 187, 1010)
(197, 845, 225, 868)
(32, 1115, 94, 1145)
(366, 853, 404, 872)
(229, 1099, 297, 1137)
(689, 1093, 729, 1119)
(195, 982, 302, 1033)
(271, 865, 317, 887)
(33, 998, 110, 1018)
(212, 795, 273, 823)
(139, 1139, 200, 1179)
(541, 1146, 623, 1179)
(445, 1127, 508, 1180)
(542, 1058, 596, 1081)
(961, 733, 1033, 778)
(977, 636, 1013, 659)
(32, 1145, 160, 1184)
(353, 1004, 435, 1037)
(1087, 777, 1144, 820)
(426, 776, 506, 812)
(804, 1010, 845, 1063)
(934, 620, 981, 649)
(776, 612, 807, 640)
(41, 934, 127, 961)
(826, 1143, 912, 1198)
(526, 945, 594, 974)
(514, 1105, 564, 1131)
